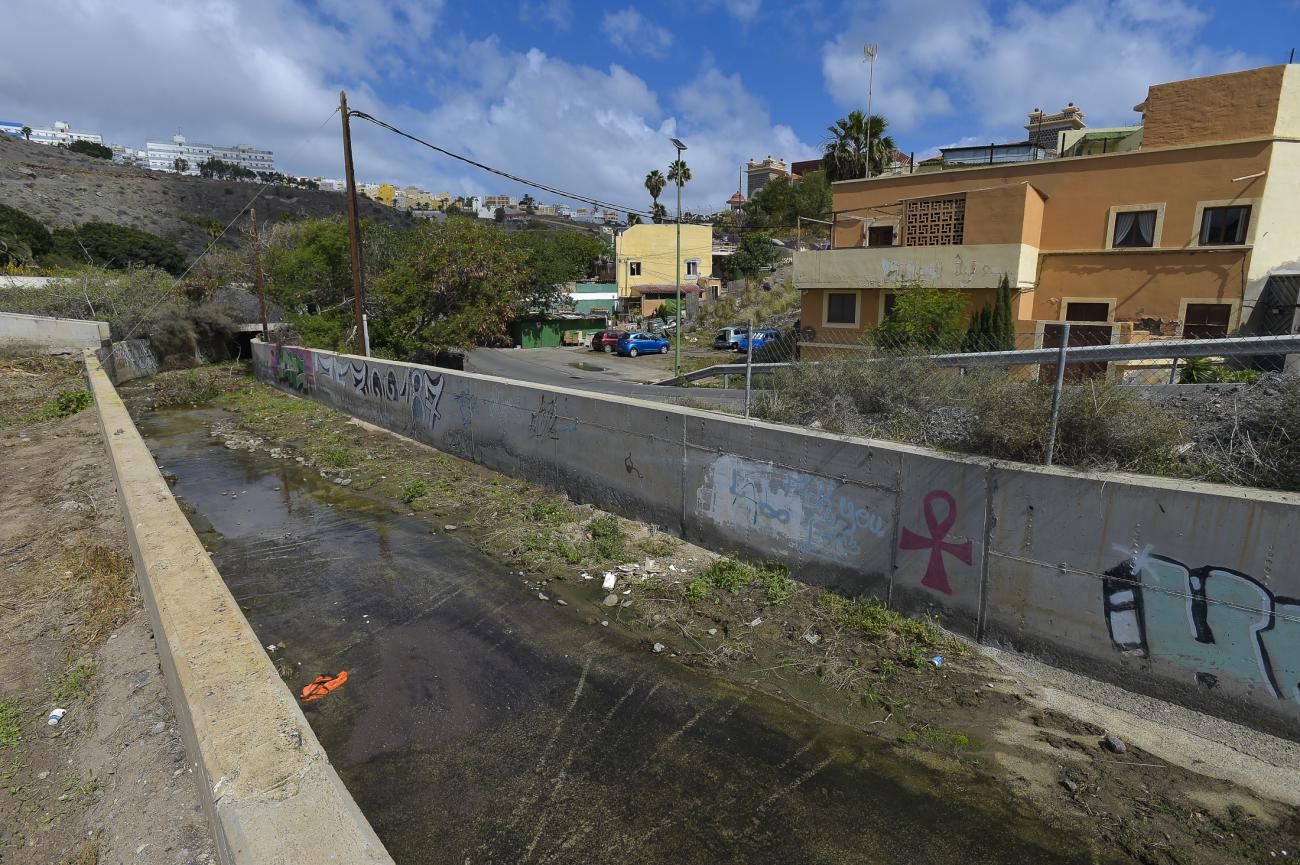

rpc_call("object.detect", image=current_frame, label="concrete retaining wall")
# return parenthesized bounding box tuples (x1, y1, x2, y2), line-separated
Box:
(252, 342, 1300, 739)
(0, 311, 109, 353)
(96, 339, 159, 384)
(84, 352, 394, 865)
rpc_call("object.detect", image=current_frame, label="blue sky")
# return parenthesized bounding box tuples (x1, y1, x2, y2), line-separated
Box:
(3, 0, 1298, 213)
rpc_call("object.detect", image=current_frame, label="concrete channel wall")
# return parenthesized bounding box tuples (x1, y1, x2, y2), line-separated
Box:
(83, 352, 395, 865)
(0, 311, 109, 353)
(95, 338, 159, 384)
(252, 342, 1300, 738)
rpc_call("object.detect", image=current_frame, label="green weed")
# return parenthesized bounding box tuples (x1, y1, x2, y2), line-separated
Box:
(703, 557, 751, 593)
(681, 578, 711, 604)
(53, 389, 92, 417)
(0, 699, 21, 749)
(700, 556, 794, 604)
(525, 501, 571, 524)
(400, 479, 429, 502)
(921, 728, 971, 750)
(587, 515, 625, 560)
(320, 446, 356, 468)
(52, 662, 95, 705)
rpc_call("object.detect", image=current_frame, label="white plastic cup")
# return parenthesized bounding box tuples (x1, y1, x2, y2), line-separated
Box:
(47, 708, 66, 726)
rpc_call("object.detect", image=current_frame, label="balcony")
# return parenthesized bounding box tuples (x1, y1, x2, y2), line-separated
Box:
(793, 243, 1039, 292)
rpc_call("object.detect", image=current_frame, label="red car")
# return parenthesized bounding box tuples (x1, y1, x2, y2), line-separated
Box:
(590, 330, 625, 352)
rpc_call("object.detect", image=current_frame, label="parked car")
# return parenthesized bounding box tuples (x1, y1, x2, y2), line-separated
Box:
(712, 325, 749, 351)
(590, 330, 624, 352)
(616, 332, 671, 357)
(735, 328, 780, 353)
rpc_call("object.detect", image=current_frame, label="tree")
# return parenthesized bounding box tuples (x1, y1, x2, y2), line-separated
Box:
(49, 222, 187, 274)
(494, 207, 506, 223)
(872, 282, 965, 352)
(657, 298, 680, 320)
(650, 202, 668, 224)
(515, 231, 608, 294)
(727, 232, 783, 278)
(962, 304, 992, 353)
(370, 219, 534, 354)
(644, 169, 666, 213)
(68, 140, 112, 160)
(823, 111, 896, 181)
(743, 169, 831, 233)
(20, 125, 31, 141)
(626, 213, 642, 226)
(991, 273, 1015, 351)
(0, 202, 53, 265)
(667, 159, 691, 190)
(174, 157, 189, 173)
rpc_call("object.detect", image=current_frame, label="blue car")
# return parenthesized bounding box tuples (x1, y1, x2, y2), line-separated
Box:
(735, 329, 780, 353)
(616, 332, 670, 357)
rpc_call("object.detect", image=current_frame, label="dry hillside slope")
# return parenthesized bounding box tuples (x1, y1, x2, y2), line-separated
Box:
(0, 134, 407, 260)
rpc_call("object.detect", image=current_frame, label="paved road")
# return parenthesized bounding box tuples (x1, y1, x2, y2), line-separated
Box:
(466, 346, 747, 408)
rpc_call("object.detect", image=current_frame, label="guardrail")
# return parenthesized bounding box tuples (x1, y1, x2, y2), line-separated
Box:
(655, 333, 1300, 386)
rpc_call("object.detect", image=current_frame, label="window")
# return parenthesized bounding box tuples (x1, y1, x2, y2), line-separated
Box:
(1199, 206, 1251, 246)
(867, 225, 895, 248)
(686, 259, 699, 277)
(1065, 302, 1110, 322)
(628, 261, 642, 276)
(826, 292, 858, 325)
(1183, 303, 1231, 339)
(1112, 210, 1157, 248)
(882, 293, 897, 319)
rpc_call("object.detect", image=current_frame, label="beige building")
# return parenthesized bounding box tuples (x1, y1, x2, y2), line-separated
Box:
(796, 64, 1300, 358)
(614, 223, 715, 317)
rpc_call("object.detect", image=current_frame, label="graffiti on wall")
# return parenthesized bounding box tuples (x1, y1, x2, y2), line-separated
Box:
(1103, 547, 1300, 702)
(528, 394, 576, 439)
(898, 490, 973, 596)
(313, 353, 445, 434)
(700, 454, 889, 567)
(275, 346, 313, 393)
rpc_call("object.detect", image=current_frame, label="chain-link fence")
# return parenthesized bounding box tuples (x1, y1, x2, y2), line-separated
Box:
(678, 322, 1300, 493)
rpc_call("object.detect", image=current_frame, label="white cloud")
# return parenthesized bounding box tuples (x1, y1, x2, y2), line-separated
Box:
(821, 0, 1258, 146)
(520, 0, 572, 30)
(601, 7, 674, 58)
(0, 0, 812, 214)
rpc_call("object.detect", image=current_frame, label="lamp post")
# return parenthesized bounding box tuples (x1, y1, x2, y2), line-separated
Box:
(670, 137, 687, 380)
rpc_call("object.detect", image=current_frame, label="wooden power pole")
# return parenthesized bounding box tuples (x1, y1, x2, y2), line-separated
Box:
(249, 206, 269, 341)
(339, 90, 368, 356)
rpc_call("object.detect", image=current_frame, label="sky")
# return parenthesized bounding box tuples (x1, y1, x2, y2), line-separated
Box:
(2, 0, 1297, 214)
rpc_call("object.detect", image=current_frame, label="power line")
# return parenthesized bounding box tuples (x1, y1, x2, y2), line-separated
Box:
(347, 108, 713, 224)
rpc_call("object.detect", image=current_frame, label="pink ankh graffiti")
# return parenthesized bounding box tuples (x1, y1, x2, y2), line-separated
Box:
(899, 490, 972, 596)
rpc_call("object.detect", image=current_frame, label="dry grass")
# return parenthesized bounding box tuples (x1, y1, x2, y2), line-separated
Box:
(68, 544, 136, 648)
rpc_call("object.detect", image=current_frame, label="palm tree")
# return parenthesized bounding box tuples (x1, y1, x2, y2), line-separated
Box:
(644, 169, 666, 206)
(823, 111, 896, 181)
(650, 202, 668, 224)
(20, 125, 31, 141)
(667, 159, 691, 188)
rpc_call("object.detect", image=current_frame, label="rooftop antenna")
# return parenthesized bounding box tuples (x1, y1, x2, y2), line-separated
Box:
(863, 43, 878, 179)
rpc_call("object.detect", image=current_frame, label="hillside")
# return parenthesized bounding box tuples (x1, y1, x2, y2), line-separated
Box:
(0, 135, 408, 261)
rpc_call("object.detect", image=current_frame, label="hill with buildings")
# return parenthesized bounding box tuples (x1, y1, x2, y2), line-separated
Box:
(0, 134, 406, 261)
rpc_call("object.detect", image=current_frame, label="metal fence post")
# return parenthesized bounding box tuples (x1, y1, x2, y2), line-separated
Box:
(744, 315, 755, 419)
(1168, 356, 1179, 385)
(1044, 323, 1070, 466)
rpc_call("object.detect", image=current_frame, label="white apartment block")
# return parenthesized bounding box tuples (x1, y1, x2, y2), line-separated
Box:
(145, 134, 274, 175)
(1, 120, 103, 146)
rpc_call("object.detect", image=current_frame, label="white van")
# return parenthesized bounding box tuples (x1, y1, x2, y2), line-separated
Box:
(713, 325, 749, 350)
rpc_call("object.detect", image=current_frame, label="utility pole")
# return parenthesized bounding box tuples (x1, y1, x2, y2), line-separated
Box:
(339, 90, 368, 356)
(671, 137, 688, 380)
(863, 44, 877, 179)
(249, 206, 269, 341)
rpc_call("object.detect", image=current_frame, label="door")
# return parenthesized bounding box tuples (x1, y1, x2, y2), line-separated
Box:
(1183, 303, 1231, 339)
(1042, 322, 1112, 382)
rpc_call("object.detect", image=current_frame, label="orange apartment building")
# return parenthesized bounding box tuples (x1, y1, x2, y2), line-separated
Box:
(795, 64, 1300, 357)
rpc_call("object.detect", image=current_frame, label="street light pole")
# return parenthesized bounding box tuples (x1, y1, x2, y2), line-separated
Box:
(864, 44, 877, 179)
(671, 137, 687, 380)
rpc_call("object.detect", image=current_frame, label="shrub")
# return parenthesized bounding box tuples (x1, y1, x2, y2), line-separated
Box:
(50, 222, 186, 274)
(401, 479, 429, 502)
(588, 514, 625, 560)
(68, 140, 112, 160)
(0, 202, 53, 265)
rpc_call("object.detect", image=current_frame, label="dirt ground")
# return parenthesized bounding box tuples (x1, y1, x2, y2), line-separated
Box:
(127, 364, 1300, 865)
(0, 355, 214, 865)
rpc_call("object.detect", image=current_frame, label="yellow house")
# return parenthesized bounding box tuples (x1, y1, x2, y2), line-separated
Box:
(614, 223, 713, 317)
(375, 183, 397, 207)
(795, 64, 1300, 359)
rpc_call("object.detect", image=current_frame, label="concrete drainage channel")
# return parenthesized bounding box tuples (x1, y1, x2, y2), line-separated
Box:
(82, 352, 395, 865)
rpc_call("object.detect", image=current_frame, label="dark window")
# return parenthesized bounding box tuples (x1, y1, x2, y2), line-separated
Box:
(629, 261, 642, 276)
(1199, 206, 1251, 246)
(1184, 303, 1231, 339)
(867, 225, 895, 248)
(1065, 302, 1110, 322)
(1112, 210, 1157, 248)
(826, 292, 857, 325)
(882, 293, 897, 319)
